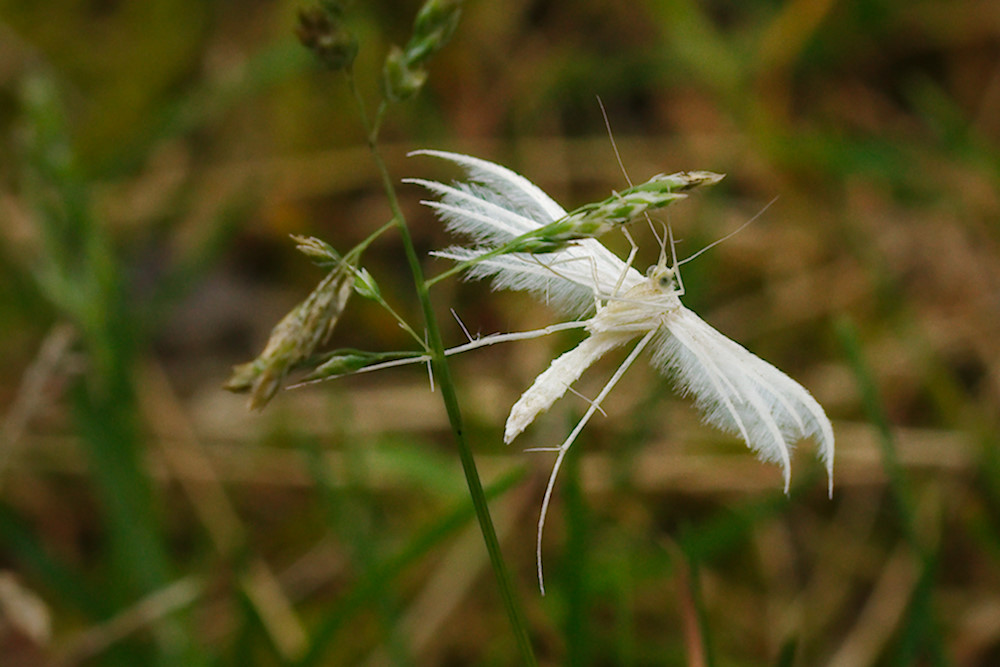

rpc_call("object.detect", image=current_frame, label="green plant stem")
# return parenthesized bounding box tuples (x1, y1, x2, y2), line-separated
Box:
(346, 72, 537, 665)
(297, 468, 525, 667)
(836, 318, 919, 548)
(338, 220, 427, 347)
(425, 240, 515, 288)
(424, 221, 562, 289)
(350, 269, 426, 349)
(836, 317, 947, 665)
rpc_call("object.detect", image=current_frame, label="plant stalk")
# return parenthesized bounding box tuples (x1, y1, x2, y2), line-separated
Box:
(347, 73, 537, 665)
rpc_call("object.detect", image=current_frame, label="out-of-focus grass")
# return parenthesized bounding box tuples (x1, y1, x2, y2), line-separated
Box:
(1, 0, 999, 664)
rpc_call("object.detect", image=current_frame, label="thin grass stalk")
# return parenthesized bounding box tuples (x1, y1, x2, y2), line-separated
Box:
(836, 318, 919, 545)
(17, 74, 201, 665)
(679, 539, 715, 667)
(563, 440, 591, 666)
(304, 437, 410, 664)
(344, 73, 537, 666)
(836, 317, 947, 664)
(297, 469, 524, 666)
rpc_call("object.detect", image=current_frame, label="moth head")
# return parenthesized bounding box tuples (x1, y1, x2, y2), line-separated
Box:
(646, 263, 678, 292)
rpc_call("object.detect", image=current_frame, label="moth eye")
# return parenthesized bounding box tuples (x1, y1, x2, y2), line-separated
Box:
(657, 269, 675, 289)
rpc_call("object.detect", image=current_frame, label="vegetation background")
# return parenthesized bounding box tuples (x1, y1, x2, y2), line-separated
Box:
(1, 0, 998, 664)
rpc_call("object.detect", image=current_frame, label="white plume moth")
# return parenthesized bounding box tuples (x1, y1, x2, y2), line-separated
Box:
(406, 150, 834, 592)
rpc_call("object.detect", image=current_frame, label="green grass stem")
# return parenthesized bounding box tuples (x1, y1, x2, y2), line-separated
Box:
(339, 70, 537, 665)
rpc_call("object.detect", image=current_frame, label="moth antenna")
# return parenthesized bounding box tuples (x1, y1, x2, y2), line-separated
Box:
(599, 94, 667, 301)
(598, 95, 668, 275)
(597, 96, 633, 188)
(676, 196, 778, 268)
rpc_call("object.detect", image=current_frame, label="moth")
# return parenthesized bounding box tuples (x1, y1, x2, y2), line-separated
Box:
(407, 150, 834, 591)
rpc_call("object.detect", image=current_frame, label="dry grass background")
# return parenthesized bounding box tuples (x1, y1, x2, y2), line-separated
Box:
(1, 0, 999, 665)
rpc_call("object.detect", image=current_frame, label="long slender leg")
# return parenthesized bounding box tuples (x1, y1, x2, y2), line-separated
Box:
(535, 329, 655, 594)
(530, 250, 605, 309)
(445, 321, 589, 356)
(288, 320, 591, 389)
(450, 308, 475, 343)
(613, 227, 639, 297)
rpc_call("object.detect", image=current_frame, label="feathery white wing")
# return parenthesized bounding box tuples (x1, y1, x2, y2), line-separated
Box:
(409, 149, 567, 227)
(504, 331, 633, 444)
(406, 150, 643, 317)
(650, 307, 835, 493)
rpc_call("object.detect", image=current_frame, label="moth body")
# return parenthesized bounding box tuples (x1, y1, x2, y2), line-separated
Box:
(505, 265, 683, 444)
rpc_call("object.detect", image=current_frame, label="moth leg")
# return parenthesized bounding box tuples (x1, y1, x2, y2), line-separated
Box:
(450, 308, 476, 343)
(444, 321, 588, 357)
(564, 383, 609, 418)
(534, 329, 654, 594)
(531, 251, 606, 311)
(612, 226, 639, 298)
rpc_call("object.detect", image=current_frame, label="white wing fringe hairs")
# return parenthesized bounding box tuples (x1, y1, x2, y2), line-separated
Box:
(406, 150, 834, 592)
